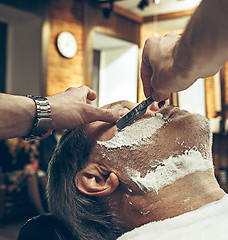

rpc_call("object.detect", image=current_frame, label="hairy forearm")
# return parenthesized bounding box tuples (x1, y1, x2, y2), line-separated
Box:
(173, 0, 228, 81)
(0, 93, 35, 139)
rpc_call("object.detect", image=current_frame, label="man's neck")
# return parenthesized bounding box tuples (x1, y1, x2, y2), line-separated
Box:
(113, 170, 225, 231)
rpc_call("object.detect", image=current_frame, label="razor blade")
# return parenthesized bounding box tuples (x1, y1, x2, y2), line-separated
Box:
(116, 96, 154, 130)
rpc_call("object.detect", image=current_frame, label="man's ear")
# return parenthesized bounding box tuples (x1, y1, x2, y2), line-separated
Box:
(75, 163, 119, 197)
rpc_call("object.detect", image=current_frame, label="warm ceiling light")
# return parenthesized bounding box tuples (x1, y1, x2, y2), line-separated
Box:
(153, 0, 160, 4)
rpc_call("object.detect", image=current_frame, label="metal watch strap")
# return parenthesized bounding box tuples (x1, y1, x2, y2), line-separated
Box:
(23, 95, 52, 141)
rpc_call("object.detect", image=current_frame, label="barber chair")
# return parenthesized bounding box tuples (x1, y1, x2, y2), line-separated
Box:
(17, 214, 74, 240)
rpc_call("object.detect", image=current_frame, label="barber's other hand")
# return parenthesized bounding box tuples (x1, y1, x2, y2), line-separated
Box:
(48, 86, 121, 129)
(141, 34, 183, 101)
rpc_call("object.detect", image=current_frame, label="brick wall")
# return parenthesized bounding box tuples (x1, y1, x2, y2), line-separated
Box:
(46, 0, 85, 96)
(46, 0, 141, 97)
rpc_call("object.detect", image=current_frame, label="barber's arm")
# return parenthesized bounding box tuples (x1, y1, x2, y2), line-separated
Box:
(0, 86, 121, 140)
(141, 0, 228, 101)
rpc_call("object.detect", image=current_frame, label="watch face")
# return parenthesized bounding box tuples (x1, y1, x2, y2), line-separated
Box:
(56, 31, 77, 58)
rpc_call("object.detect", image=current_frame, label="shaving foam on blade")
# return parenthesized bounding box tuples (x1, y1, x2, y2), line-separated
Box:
(97, 113, 166, 149)
(125, 149, 214, 194)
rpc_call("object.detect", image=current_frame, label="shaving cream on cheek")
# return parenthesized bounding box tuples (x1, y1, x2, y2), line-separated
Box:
(125, 149, 214, 194)
(97, 113, 167, 149)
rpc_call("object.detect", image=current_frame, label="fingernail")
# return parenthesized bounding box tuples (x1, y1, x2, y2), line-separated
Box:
(158, 101, 165, 108)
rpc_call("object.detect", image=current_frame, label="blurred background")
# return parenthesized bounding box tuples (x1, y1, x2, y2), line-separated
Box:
(0, 0, 228, 239)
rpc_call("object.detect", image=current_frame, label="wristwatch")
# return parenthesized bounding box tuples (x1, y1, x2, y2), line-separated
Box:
(23, 95, 52, 141)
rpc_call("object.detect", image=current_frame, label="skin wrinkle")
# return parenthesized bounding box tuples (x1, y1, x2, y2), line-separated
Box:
(87, 101, 221, 230)
(123, 170, 218, 224)
(47, 99, 226, 239)
(91, 103, 212, 194)
(120, 120, 211, 214)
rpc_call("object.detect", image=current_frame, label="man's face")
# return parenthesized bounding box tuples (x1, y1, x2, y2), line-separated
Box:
(86, 101, 211, 177)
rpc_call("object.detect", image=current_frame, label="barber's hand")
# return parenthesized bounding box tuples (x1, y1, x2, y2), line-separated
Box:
(48, 86, 122, 130)
(141, 34, 184, 101)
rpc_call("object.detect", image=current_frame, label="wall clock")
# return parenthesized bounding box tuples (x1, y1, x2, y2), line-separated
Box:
(56, 31, 77, 58)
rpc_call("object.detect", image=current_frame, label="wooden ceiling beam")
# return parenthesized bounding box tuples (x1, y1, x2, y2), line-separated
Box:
(100, 3, 143, 23)
(114, 5, 143, 23)
(143, 8, 195, 23)
(99, 3, 195, 24)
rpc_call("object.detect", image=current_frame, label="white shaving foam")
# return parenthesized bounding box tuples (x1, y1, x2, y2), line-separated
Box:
(125, 149, 214, 194)
(97, 113, 166, 148)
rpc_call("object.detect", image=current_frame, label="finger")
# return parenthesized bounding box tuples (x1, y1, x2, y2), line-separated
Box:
(164, 99, 170, 106)
(86, 88, 97, 101)
(151, 90, 170, 102)
(140, 62, 153, 98)
(79, 86, 97, 101)
(148, 98, 169, 112)
(148, 101, 159, 112)
(83, 105, 126, 124)
(141, 40, 154, 98)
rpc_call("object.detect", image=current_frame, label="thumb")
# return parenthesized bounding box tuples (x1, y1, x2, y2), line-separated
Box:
(151, 90, 170, 102)
(84, 105, 128, 124)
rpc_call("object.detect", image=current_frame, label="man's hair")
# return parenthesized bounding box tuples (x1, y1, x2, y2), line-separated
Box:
(47, 127, 125, 240)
